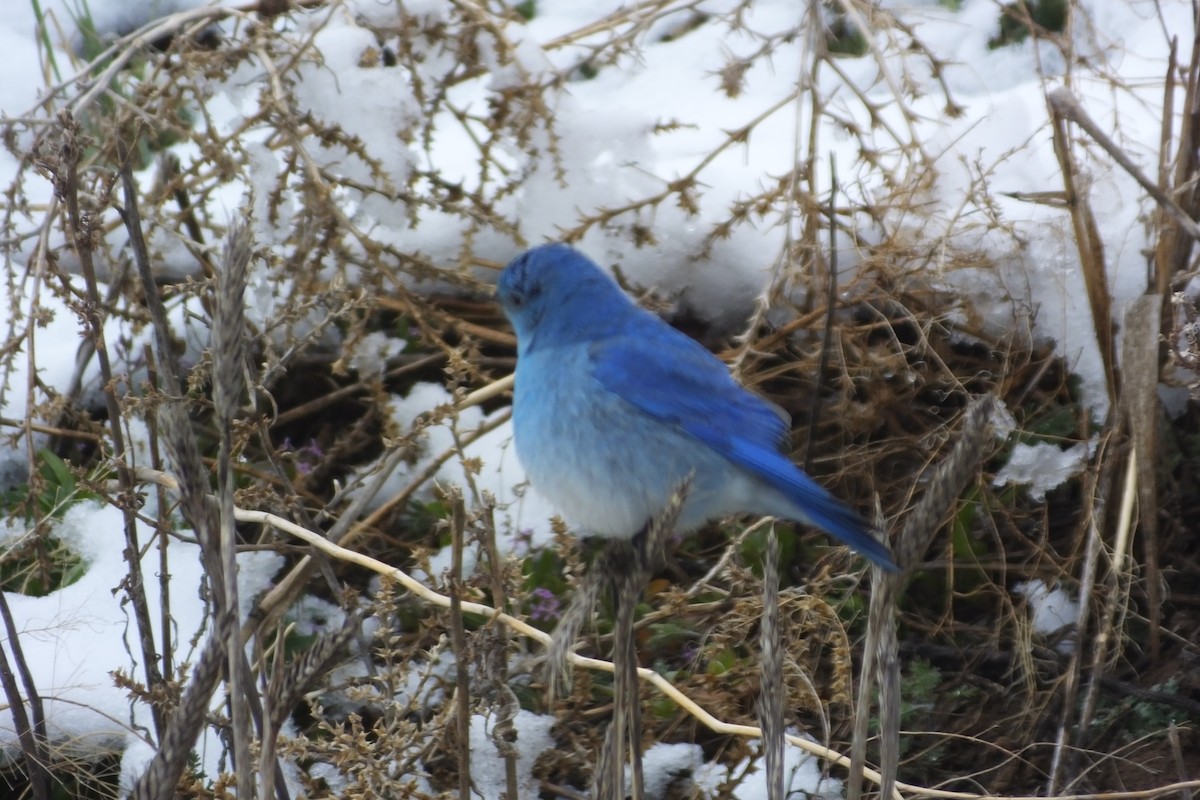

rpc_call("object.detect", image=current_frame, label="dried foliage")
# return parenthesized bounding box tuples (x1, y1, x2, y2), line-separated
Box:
(0, 1, 1198, 799)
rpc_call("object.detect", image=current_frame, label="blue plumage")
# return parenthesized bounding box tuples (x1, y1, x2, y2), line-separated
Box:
(496, 243, 897, 572)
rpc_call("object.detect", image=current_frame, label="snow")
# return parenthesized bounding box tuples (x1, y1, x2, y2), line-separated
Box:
(694, 733, 844, 800)
(354, 381, 559, 570)
(346, 330, 407, 377)
(1015, 579, 1082, 654)
(639, 741, 705, 798)
(0, 501, 282, 784)
(468, 710, 556, 800)
(993, 440, 1094, 502)
(0, 0, 1190, 794)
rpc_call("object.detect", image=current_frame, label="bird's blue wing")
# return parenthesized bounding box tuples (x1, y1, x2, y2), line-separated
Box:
(589, 325, 788, 450)
(590, 323, 897, 571)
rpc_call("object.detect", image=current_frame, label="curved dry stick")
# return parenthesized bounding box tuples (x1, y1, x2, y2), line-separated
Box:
(236, 506, 1200, 800)
(234, 509, 884, 779)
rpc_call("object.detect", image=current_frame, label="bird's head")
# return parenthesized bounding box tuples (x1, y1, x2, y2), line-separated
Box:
(496, 243, 631, 349)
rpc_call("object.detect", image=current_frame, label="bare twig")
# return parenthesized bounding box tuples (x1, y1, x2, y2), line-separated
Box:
(853, 395, 1001, 800)
(447, 487, 473, 800)
(212, 225, 255, 799)
(476, 497, 520, 800)
(758, 524, 784, 800)
(1120, 295, 1162, 660)
(1047, 88, 1116, 402)
(118, 138, 230, 799)
(0, 591, 51, 800)
(129, 626, 228, 800)
(1048, 87, 1200, 241)
(68, 132, 167, 739)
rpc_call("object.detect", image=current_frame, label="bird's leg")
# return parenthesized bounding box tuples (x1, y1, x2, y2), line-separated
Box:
(593, 539, 638, 800)
(546, 543, 610, 704)
(630, 524, 647, 554)
(758, 522, 784, 800)
(595, 712, 619, 800)
(619, 536, 645, 800)
(595, 480, 691, 800)
(601, 538, 642, 800)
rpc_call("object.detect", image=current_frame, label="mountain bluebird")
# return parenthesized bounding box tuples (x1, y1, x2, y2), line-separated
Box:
(497, 243, 897, 571)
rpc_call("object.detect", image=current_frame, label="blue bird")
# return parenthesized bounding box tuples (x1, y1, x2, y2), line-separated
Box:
(496, 243, 897, 572)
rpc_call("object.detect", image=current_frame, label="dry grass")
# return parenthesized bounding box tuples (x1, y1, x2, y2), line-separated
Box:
(0, 1, 1198, 799)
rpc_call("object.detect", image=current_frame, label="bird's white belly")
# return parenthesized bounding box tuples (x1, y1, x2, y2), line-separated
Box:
(512, 347, 760, 538)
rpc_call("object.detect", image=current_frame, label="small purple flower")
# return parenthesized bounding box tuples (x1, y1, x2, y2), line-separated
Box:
(296, 439, 324, 475)
(529, 587, 561, 622)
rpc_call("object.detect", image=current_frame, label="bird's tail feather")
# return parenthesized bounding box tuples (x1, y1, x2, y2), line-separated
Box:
(728, 440, 899, 571)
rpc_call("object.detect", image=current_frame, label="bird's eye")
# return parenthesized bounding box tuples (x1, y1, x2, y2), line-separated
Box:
(509, 292, 525, 308)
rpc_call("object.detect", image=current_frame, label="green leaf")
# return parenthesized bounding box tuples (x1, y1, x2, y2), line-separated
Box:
(705, 647, 738, 676)
(514, 0, 536, 21)
(39, 450, 76, 496)
(645, 621, 695, 650)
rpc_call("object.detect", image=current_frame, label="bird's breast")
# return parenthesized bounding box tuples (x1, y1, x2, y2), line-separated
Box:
(511, 348, 675, 537)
